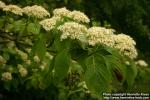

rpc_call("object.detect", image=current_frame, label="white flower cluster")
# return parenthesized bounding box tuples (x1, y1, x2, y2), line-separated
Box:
(41, 6, 138, 59)
(135, 60, 148, 67)
(45, 52, 53, 59)
(6, 41, 15, 48)
(23, 5, 50, 18)
(67, 10, 90, 23)
(53, 7, 70, 17)
(22, 48, 32, 65)
(16, 48, 28, 61)
(39, 16, 61, 31)
(38, 52, 53, 70)
(1, 1, 51, 18)
(17, 64, 28, 77)
(87, 27, 137, 59)
(53, 7, 90, 23)
(33, 55, 40, 63)
(40, 7, 90, 31)
(3, 4, 23, 15)
(57, 22, 88, 40)
(1, 72, 12, 81)
(25, 60, 31, 65)
(0, 1, 6, 9)
(25, 48, 32, 53)
(114, 34, 137, 59)
(87, 27, 115, 47)
(39, 62, 47, 70)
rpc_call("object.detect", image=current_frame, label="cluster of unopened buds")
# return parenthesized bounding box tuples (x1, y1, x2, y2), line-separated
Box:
(17, 64, 28, 77)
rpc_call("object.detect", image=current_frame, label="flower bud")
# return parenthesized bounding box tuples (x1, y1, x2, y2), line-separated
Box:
(1, 72, 12, 81)
(19, 67, 28, 77)
(33, 56, 40, 63)
(25, 60, 31, 65)
(0, 55, 6, 64)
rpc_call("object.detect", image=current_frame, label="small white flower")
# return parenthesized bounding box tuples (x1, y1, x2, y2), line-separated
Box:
(1, 72, 12, 81)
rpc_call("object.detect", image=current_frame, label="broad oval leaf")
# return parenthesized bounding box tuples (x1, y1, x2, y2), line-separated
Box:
(85, 55, 110, 98)
(31, 34, 46, 60)
(54, 49, 71, 81)
(13, 20, 26, 35)
(27, 22, 41, 35)
(125, 61, 137, 88)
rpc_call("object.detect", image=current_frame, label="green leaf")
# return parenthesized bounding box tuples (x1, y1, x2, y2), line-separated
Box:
(125, 61, 137, 88)
(71, 47, 88, 71)
(99, 46, 126, 83)
(54, 49, 71, 81)
(58, 91, 67, 100)
(2, 52, 10, 61)
(5, 23, 14, 32)
(32, 34, 46, 60)
(13, 20, 26, 35)
(0, 18, 4, 29)
(29, 74, 39, 89)
(27, 22, 41, 35)
(3, 82, 11, 91)
(104, 55, 126, 82)
(54, 38, 71, 52)
(85, 55, 110, 98)
(139, 68, 150, 82)
(12, 78, 19, 89)
(31, 77, 38, 89)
